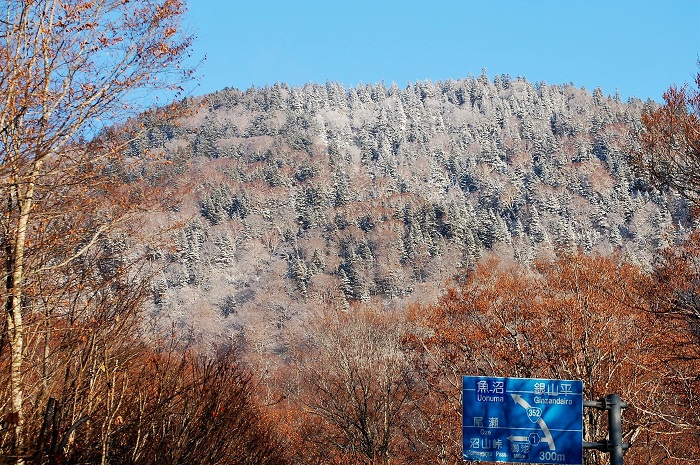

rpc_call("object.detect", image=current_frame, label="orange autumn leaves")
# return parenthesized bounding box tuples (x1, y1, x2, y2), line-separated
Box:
(633, 70, 700, 204)
(278, 252, 698, 465)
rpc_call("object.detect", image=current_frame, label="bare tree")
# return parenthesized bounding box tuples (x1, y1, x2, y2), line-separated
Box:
(292, 306, 418, 465)
(0, 0, 193, 459)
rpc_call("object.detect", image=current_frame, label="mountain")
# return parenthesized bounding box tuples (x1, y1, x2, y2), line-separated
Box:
(129, 73, 691, 352)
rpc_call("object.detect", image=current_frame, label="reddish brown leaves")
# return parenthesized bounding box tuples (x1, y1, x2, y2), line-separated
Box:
(633, 69, 700, 205)
(405, 253, 696, 464)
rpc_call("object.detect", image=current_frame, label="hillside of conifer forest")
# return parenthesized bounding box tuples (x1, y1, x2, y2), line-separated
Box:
(129, 75, 693, 349)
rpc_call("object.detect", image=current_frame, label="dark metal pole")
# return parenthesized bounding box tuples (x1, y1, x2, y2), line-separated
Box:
(583, 395, 629, 465)
(607, 394, 625, 465)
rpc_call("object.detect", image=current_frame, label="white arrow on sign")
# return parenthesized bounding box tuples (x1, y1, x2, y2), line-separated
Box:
(510, 394, 556, 450)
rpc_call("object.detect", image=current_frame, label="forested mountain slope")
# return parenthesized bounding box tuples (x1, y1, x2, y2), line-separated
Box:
(131, 74, 692, 349)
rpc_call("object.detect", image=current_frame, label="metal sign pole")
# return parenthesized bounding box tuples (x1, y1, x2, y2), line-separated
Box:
(583, 394, 629, 465)
(607, 394, 625, 465)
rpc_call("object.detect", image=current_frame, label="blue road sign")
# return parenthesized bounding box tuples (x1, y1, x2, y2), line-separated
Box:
(463, 376, 583, 464)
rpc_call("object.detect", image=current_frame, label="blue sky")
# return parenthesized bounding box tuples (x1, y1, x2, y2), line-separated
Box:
(184, 1, 699, 102)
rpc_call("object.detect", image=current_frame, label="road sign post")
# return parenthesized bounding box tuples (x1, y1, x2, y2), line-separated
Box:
(583, 394, 630, 465)
(462, 376, 584, 464)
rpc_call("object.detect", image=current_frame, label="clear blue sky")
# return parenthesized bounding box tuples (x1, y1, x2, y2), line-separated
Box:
(184, 1, 699, 102)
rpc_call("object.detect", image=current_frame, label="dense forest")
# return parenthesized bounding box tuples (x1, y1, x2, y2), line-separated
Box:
(130, 74, 691, 351)
(1, 2, 698, 463)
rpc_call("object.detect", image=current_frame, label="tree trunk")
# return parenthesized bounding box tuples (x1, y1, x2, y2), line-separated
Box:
(4, 170, 36, 464)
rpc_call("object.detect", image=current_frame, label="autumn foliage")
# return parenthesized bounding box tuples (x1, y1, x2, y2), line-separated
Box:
(633, 69, 700, 204)
(255, 251, 699, 465)
(405, 255, 638, 464)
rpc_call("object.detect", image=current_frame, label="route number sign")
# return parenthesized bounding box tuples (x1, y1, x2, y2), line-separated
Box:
(463, 376, 583, 464)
